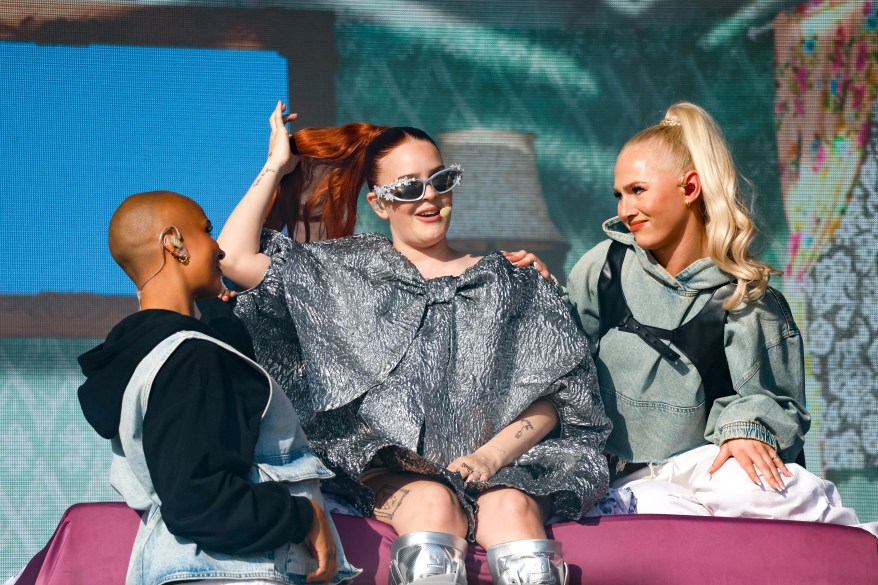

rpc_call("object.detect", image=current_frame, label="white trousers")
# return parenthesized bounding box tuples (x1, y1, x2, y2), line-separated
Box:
(612, 444, 877, 535)
(190, 581, 284, 584)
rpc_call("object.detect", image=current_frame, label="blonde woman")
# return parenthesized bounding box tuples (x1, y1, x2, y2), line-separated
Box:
(567, 102, 873, 530)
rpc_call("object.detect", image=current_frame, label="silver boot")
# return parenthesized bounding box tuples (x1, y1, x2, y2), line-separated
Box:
(486, 539, 568, 585)
(388, 531, 468, 585)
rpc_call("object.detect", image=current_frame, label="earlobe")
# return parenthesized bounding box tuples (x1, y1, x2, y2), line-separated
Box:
(681, 171, 701, 207)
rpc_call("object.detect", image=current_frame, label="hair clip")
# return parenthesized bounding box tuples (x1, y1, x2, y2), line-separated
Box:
(660, 117, 681, 127)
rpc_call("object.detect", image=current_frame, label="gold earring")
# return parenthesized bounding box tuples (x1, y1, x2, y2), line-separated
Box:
(685, 200, 691, 208)
(173, 248, 190, 265)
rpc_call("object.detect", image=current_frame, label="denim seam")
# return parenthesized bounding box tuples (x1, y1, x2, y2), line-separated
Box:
(734, 360, 759, 392)
(600, 386, 702, 414)
(765, 287, 799, 337)
(735, 333, 799, 392)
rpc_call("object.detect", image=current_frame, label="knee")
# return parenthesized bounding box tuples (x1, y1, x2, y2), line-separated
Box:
(475, 489, 547, 547)
(477, 488, 542, 523)
(407, 480, 466, 525)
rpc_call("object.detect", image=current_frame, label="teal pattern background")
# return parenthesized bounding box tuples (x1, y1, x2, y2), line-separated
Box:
(3, 1, 876, 580)
(1, 339, 119, 579)
(341, 21, 788, 275)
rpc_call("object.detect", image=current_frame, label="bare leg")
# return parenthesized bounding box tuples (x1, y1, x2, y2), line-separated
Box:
(366, 473, 469, 584)
(364, 472, 468, 538)
(474, 487, 550, 549)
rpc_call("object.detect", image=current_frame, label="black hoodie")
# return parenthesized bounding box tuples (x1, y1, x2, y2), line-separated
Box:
(77, 309, 313, 554)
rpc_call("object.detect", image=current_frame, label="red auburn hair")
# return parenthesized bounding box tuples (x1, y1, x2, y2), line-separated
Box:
(264, 123, 438, 241)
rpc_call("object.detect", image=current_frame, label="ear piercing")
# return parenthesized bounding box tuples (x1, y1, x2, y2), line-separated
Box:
(136, 225, 190, 298)
(165, 227, 189, 264)
(172, 249, 190, 265)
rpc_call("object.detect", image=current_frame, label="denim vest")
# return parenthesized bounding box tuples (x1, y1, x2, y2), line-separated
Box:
(109, 330, 361, 585)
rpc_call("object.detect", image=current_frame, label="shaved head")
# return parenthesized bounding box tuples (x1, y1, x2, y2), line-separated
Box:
(108, 191, 203, 285)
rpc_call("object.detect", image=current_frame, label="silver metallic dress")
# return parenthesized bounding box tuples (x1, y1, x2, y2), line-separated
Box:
(235, 230, 610, 536)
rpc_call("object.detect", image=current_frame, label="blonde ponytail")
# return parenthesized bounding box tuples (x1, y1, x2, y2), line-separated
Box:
(625, 102, 777, 309)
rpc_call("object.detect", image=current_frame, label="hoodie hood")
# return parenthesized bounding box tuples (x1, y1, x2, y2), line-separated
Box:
(601, 216, 734, 292)
(77, 309, 219, 439)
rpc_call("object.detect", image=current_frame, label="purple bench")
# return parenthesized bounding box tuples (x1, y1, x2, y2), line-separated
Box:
(17, 502, 878, 584)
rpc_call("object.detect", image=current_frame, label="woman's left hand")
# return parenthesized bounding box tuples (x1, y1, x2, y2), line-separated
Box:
(708, 438, 792, 491)
(448, 451, 501, 483)
(501, 249, 553, 281)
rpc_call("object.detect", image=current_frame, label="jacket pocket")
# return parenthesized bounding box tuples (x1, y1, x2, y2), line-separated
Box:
(255, 448, 335, 483)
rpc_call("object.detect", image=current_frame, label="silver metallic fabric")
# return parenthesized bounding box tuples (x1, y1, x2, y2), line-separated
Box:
(235, 230, 611, 535)
(389, 531, 468, 585)
(487, 539, 567, 585)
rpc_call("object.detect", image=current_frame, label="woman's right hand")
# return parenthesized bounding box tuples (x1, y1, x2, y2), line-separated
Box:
(267, 100, 301, 177)
(501, 249, 553, 282)
(304, 499, 338, 583)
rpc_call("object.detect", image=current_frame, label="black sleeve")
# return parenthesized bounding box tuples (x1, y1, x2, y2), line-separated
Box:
(142, 340, 314, 554)
(196, 296, 257, 360)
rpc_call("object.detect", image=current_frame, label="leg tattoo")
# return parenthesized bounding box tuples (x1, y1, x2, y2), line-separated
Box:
(374, 485, 412, 521)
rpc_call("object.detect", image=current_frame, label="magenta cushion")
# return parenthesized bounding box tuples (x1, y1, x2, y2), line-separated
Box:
(17, 502, 878, 584)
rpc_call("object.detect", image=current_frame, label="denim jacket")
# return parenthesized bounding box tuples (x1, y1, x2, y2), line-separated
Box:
(110, 330, 360, 585)
(566, 218, 809, 464)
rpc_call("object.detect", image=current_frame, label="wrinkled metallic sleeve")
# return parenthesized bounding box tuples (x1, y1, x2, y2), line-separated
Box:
(234, 230, 611, 534)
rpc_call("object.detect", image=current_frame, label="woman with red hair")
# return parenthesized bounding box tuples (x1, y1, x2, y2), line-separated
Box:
(217, 101, 611, 585)
(264, 122, 385, 242)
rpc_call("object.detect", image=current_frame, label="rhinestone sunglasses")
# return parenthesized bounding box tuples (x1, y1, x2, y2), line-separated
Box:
(373, 164, 463, 202)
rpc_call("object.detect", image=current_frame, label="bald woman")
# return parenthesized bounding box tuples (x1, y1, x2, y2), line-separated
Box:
(107, 190, 224, 314)
(77, 191, 358, 585)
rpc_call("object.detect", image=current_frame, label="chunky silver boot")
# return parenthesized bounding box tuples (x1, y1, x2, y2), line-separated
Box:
(388, 531, 468, 585)
(486, 539, 568, 585)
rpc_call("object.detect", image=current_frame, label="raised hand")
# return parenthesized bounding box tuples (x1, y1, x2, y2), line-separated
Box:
(266, 100, 300, 177)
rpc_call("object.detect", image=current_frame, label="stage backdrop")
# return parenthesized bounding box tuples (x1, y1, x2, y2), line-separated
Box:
(2, 0, 876, 579)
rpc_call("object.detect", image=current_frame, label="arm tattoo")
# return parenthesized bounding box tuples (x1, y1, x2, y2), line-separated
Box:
(373, 486, 411, 521)
(514, 418, 534, 439)
(252, 167, 277, 188)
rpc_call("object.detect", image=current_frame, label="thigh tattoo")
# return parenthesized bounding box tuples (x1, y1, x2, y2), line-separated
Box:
(373, 485, 412, 520)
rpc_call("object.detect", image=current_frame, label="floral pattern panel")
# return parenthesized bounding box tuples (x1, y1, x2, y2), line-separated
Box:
(776, 0, 878, 472)
(775, 0, 878, 283)
(803, 97, 878, 470)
